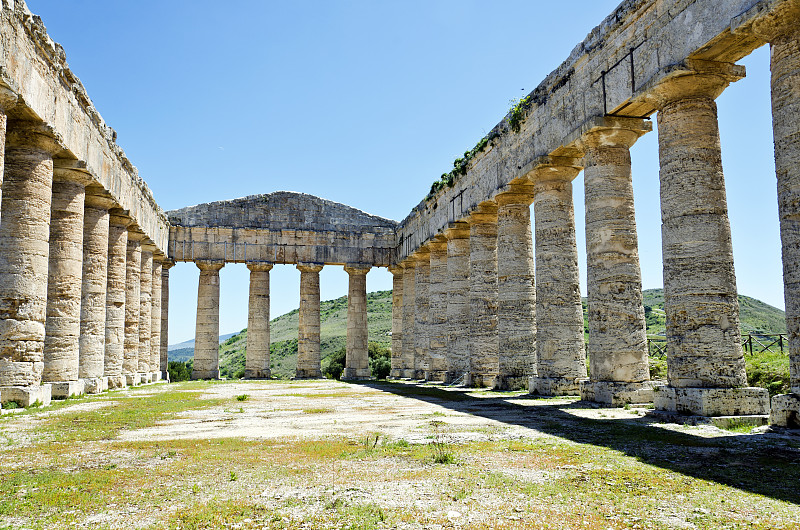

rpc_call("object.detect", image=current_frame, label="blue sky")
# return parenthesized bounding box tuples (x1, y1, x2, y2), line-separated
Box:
(29, 1, 782, 343)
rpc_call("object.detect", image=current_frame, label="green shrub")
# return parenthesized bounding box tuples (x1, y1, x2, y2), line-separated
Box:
(168, 360, 193, 382)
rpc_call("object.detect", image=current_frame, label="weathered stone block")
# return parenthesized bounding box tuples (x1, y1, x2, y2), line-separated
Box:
(580, 380, 658, 405)
(51, 379, 85, 399)
(529, 376, 586, 396)
(125, 373, 141, 386)
(654, 386, 769, 416)
(107, 375, 127, 390)
(82, 376, 108, 394)
(0, 384, 51, 407)
(770, 393, 800, 428)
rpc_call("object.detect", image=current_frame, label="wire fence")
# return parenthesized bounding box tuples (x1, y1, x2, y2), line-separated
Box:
(646, 334, 788, 357)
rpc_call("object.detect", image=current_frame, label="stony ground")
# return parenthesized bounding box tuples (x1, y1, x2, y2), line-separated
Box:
(1, 379, 799, 530)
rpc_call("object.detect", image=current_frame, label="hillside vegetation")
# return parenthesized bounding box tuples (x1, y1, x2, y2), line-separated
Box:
(170, 288, 790, 394)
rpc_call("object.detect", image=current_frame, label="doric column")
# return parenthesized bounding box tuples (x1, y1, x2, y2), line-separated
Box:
(579, 120, 654, 405)
(400, 260, 416, 378)
(747, 1, 800, 426)
(79, 188, 114, 394)
(445, 222, 470, 384)
(388, 265, 404, 378)
(150, 258, 162, 381)
(192, 260, 224, 380)
(343, 264, 371, 380)
(0, 86, 17, 216)
(159, 260, 174, 380)
(496, 185, 536, 391)
(104, 210, 130, 389)
(413, 249, 431, 380)
(137, 245, 154, 380)
(42, 165, 90, 399)
(468, 203, 499, 388)
(246, 262, 273, 379)
(652, 62, 768, 416)
(427, 238, 448, 382)
(529, 162, 587, 395)
(123, 230, 143, 385)
(0, 122, 60, 407)
(296, 263, 323, 379)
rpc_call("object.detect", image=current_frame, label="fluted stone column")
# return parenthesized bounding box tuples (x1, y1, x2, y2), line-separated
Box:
(192, 260, 224, 380)
(652, 65, 768, 416)
(445, 222, 471, 384)
(137, 246, 154, 381)
(296, 263, 323, 379)
(104, 211, 130, 389)
(42, 167, 89, 399)
(388, 266, 404, 378)
(0, 87, 17, 217)
(344, 264, 371, 380)
(79, 189, 114, 394)
(0, 122, 60, 407)
(579, 122, 655, 405)
(529, 163, 587, 395)
(246, 262, 273, 379)
(428, 238, 448, 382)
(160, 261, 174, 380)
(400, 260, 416, 378)
(414, 250, 431, 380)
(748, 1, 800, 426)
(496, 186, 537, 391)
(150, 259, 162, 381)
(468, 204, 499, 388)
(123, 231, 143, 385)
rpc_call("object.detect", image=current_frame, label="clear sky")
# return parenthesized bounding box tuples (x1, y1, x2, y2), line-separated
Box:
(28, 1, 782, 344)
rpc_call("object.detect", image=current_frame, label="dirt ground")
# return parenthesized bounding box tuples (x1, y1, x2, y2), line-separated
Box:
(1, 379, 799, 530)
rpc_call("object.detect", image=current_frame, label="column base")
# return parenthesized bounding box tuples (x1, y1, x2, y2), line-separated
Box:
(654, 385, 770, 416)
(50, 380, 86, 399)
(106, 375, 127, 390)
(413, 369, 427, 380)
(191, 369, 220, 380)
(125, 373, 142, 386)
(389, 369, 403, 379)
(470, 373, 497, 389)
(244, 369, 271, 379)
(82, 377, 109, 394)
(0, 384, 52, 408)
(495, 374, 529, 391)
(580, 380, 658, 406)
(399, 369, 416, 379)
(294, 369, 321, 379)
(528, 376, 586, 396)
(770, 393, 800, 428)
(162, 371, 170, 383)
(151, 371, 162, 382)
(342, 367, 371, 380)
(139, 372, 153, 384)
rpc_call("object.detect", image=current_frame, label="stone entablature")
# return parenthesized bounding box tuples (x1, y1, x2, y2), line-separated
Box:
(0, 0, 168, 253)
(167, 192, 397, 267)
(396, 0, 771, 262)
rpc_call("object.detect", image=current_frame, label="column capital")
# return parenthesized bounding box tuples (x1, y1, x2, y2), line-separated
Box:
(646, 59, 745, 109)
(127, 229, 146, 243)
(467, 202, 498, 224)
(6, 120, 62, 155)
(400, 257, 416, 269)
(344, 264, 371, 275)
(84, 186, 117, 210)
(196, 260, 225, 272)
(161, 259, 176, 272)
(109, 208, 133, 228)
(53, 159, 94, 186)
(732, 0, 800, 42)
(297, 262, 323, 273)
(247, 261, 274, 272)
(141, 241, 157, 254)
(495, 183, 536, 207)
(0, 85, 17, 112)
(428, 236, 447, 253)
(578, 116, 652, 150)
(387, 264, 403, 276)
(444, 221, 470, 239)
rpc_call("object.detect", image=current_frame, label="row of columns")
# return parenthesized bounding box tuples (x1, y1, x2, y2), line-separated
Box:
(0, 118, 173, 407)
(190, 261, 372, 381)
(391, 32, 800, 422)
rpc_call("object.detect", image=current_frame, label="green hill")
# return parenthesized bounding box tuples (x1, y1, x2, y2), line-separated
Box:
(170, 287, 789, 394)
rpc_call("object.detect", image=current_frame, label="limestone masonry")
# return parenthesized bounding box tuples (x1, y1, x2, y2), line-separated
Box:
(0, 0, 798, 428)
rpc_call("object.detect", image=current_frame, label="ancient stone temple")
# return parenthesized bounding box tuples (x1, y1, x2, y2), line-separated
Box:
(0, 0, 798, 427)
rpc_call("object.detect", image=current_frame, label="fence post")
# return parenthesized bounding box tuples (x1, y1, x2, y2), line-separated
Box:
(779, 334, 784, 353)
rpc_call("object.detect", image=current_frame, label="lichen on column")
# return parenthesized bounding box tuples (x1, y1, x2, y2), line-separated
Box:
(400, 260, 416, 378)
(468, 203, 499, 388)
(427, 239, 448, 382)
(246, 262, 273, 379)
(413, 250, 431, 380)
(445, 222, 470, 384)
(123, 231, 143, 381)
(138, 246, 154, 375)
(159, 261, 174, 379)
(388, 266, 403, 378)
(150, 259, 162, 379)
(344, 264, 370, 380)
(192, 260, 224, 380)
(296, 263, 323, 379)
(104, 211, 130, 388)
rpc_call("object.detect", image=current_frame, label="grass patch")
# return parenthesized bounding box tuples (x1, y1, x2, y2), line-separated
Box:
(302, 407, 334, 414)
